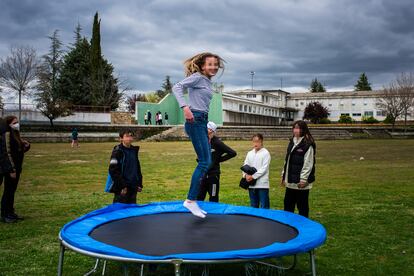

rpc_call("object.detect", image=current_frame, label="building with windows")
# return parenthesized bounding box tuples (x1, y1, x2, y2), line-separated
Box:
(286, 90, 398, 121)
(135, 89, 413, 126)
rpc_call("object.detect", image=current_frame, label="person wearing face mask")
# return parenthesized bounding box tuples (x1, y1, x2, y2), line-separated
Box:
(281, 120, 316, 218)
(0, 116, 30, 223)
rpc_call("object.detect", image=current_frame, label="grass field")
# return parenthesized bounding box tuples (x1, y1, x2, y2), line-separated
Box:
(0, 139, 413, 275)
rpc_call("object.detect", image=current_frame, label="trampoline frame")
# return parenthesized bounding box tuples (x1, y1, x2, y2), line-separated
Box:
(57, 202, 325, 275)
(57, 235, 318, 276)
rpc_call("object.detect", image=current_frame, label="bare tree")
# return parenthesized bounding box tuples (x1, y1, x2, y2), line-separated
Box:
(395, 73, 414, 132)
(377, 81, 403, 132)
(0, 46, 39, 121)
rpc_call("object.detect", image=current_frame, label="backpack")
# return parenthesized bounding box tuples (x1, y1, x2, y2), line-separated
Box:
(104, 147, 125, 193)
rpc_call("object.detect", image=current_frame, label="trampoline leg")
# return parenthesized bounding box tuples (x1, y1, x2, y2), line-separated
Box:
(201, 264, 209, 276)
(122, 264, 128, 276)
(172, 260, 183, 276)
(139, 264, 144, 276)
(84, 259, 100, 276)
(57, 243, 65, 276)
(309, 250, 317, 276)
(101, 260, 107, 276)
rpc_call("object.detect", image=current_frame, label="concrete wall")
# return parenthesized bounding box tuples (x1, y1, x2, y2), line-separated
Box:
(135, 92, 223, 126)
(2, 109, 111, 124)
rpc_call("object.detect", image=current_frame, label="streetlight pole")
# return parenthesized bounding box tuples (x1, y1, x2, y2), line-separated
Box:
(250, 71, 255, 90)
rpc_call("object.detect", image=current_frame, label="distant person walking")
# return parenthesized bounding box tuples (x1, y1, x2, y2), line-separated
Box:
(71, 128, 79, 148)
(158, 111, 163, 125)
(147, 110, 152, 125)
(144, 113, 148, 125)
(164, 112, 169, 125)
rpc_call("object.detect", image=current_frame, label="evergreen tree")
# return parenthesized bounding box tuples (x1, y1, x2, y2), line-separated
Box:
(35, 30, 72, 127)
(88, 12, 120, 109)
(354, 73, 372, 91)
(90, 12, 102, 102)
(59, 37, 92, 106)
(155, 76, 173, 99)
(309, 78, 326, 92)
(162, 75, 172, 93)
(59, 15, 121, 110)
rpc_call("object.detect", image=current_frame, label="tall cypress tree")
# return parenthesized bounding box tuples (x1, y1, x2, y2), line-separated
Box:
(88, 12, 120, 109)
(354, 73, 372, 91)
(90, 12, 102, 103)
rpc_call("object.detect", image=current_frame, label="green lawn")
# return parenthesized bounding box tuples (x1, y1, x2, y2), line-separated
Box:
(0, 139, 413, 275)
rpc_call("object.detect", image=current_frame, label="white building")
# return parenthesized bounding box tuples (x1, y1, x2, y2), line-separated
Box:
(223, 89, 413, 125)
(222, 89, 295, 125)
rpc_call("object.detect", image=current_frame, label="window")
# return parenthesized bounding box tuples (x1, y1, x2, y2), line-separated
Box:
(341, 113, 350, 116)
(244, 105, 247, 112)
(328, 103, 332, 107)
(253, 106, 256, 113)
(300, 102, 304, 106)
(376, 110, 386, 116)
(247, 94, 256, 98)
(364, 111, 374, 116)
(352, 113, 362, 117)
(352, 103, 356, 106)
(239, 104, 243, 111)
(248, 106, 252, 112)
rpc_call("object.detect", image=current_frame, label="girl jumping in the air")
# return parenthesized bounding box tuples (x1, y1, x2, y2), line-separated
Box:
(172, 52, 225, 218)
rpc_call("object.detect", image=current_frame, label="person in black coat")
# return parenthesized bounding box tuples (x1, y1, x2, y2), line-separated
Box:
(1, 116, 30, 223)
(197, 122, 236, 202)
(108, 129, 143, 204)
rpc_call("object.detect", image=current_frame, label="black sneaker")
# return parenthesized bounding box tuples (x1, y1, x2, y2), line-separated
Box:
(1, 216, 17, 223)
(9, 213, 24, 220)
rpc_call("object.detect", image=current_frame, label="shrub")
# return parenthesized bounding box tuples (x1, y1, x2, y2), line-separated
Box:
(383, 114, 395, 124)
(338, 114, 353, 124)
(319, 118, 331, 124)
(362, 116, 379, 124)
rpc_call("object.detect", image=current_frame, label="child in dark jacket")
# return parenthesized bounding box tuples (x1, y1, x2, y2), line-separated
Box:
(108, 129, 143, 204)
(197, 121, 236, 202)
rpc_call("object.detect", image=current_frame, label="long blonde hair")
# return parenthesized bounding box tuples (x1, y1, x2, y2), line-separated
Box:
(183, 52, 225, 77)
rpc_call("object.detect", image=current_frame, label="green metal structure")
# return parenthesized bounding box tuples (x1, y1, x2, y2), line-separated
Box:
(135, 92, 223, 126)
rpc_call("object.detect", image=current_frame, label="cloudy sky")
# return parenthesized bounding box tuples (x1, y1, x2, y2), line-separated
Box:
(1, 0, 413, 95)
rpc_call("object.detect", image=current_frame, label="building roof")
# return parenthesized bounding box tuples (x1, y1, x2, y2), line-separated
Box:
(287, 90, 385, 99)
(225, 89, 289, 95)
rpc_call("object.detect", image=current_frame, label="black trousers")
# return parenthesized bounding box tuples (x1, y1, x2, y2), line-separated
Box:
(113, 188, 137, 204)
(284, 187, 310, 218)
(1, 172, 21, 217)
(197, 174, 220, 202)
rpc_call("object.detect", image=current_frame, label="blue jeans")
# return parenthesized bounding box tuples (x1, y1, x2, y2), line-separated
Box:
(248, 188, 270, 209)
(184, 111, 211, 200)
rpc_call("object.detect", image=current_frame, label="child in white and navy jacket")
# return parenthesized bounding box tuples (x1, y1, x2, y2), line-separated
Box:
(243, 133, 271, 209)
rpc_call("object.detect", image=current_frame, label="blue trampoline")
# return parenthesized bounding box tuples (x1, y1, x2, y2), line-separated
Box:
(58, 201, 326, 275)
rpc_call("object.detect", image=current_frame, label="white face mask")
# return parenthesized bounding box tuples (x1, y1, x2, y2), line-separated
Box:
(10, 123, 20, 131)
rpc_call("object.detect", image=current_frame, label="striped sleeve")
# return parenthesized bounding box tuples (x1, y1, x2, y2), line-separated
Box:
(5, 132, 15, 171)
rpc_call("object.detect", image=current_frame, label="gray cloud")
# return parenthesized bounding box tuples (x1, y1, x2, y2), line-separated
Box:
(0, 0, 413, 93)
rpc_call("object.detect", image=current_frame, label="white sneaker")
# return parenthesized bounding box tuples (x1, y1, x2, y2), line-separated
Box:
(200, 209, 207, 215)
(183, 200, 206, 218)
